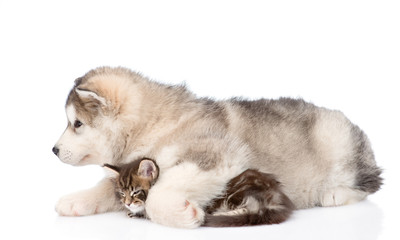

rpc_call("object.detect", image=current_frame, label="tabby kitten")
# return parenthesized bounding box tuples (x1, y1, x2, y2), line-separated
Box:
(103, 158, 159, 218)
(204, 169, 295, 227)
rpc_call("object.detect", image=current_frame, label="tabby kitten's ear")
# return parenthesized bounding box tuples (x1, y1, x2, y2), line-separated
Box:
(138, 159, 159, 182)
(103, 164, 120, 178)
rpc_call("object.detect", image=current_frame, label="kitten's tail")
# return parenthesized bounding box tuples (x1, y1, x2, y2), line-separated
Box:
(203, 207, 293, 227)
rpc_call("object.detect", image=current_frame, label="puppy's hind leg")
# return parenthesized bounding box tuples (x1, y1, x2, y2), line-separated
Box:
(320, 186, 368, 207)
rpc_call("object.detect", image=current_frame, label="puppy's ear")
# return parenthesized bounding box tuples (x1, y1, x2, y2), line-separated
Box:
(75, 88, 107, 106)
(103, 164, 120, 178)
(138, 159, 159, 182)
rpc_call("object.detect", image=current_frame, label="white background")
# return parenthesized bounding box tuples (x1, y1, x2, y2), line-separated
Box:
(0, 1, 399, 239)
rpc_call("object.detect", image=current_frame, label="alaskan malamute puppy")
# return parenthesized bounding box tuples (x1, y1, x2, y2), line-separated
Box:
(53, 67, 382, 228)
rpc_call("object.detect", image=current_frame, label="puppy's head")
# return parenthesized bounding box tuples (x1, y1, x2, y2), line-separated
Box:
(52, 67, 142, 166)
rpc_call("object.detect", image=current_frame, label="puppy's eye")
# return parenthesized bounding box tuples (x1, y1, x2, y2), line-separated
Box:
(74, 120, 83, 128)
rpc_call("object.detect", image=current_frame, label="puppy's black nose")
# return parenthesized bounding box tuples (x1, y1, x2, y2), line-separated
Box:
(52, 146, 59, 156)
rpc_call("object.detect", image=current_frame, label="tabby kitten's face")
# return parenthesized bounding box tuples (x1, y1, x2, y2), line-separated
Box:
(116, 175, 150, 215)
(104, 159, 159, 217)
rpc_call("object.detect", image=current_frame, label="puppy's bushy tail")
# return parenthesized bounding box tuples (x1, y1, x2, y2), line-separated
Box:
(351, 126, 383, 194)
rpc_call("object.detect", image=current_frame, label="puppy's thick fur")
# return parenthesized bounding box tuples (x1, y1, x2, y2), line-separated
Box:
(53, 67, 382, 228)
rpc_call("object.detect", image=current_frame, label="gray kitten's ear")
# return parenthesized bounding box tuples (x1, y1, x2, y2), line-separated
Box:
(75, 88, 107, 106)
(74, 77, 83, 87)
(138, 159, 158, 181)
(103, 164, 120, 178)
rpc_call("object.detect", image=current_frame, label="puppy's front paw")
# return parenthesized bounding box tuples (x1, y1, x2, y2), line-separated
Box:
(55, 192, 99, 216)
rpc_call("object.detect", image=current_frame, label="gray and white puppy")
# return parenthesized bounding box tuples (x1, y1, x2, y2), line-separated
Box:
(53, 67, 382, 228)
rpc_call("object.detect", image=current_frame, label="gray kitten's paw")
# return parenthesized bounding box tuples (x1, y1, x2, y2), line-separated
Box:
(127, 211, 145, 218)
(127, 212, 135, 218)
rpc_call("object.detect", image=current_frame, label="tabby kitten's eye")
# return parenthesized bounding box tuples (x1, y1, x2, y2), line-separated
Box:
(120, 192, 125, 197)
(132, 190, 141, 196)
(74, 120, 83, 128)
